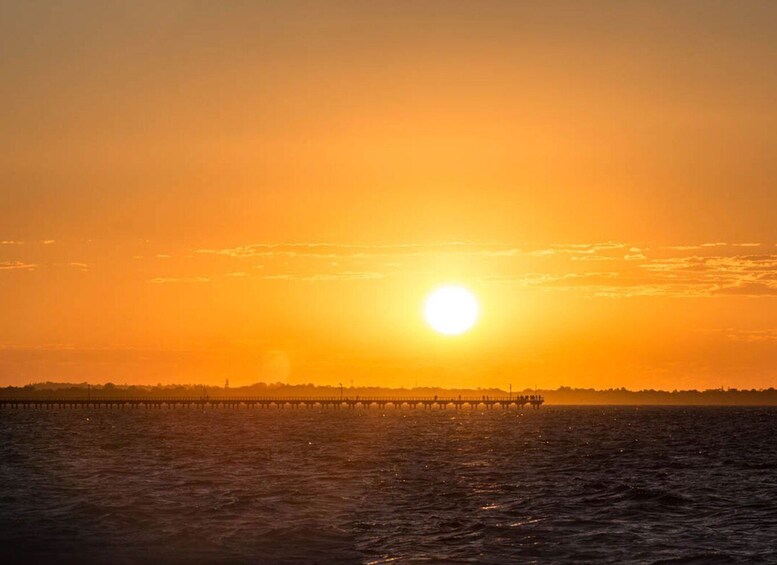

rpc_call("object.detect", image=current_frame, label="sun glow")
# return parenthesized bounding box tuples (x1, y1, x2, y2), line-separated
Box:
(424, 286, 480, 335)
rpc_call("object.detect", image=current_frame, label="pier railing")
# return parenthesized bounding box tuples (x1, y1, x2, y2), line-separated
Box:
(0, 395, 544, 409)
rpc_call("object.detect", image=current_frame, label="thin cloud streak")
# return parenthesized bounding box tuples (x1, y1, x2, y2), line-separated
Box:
(0, 261, 36, 271)
(261, 271, 386, 281)
(195, 242, 524, 258)
(147, 277, 211, 284)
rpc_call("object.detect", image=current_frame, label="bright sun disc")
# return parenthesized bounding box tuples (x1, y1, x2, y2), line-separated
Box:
(424, 286, 479, 335)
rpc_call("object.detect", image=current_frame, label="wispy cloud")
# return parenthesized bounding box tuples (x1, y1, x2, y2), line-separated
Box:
(661, 243, 762, 250)
(624, 247, 647, 261)
(196, 242, 524, 259)
(485, 272, 620, 286)
(147, 277, 211, 284)
(0, 261, 36, 271)
(478, 250, 777, 298)
(526, 242, 626, 257)
(262, 271, 386, 281)
(713, 283, 777, 296)
(195, 241, 636, 261)
(189, 241, 777, 296)
(662, 245, 703, 251)
(718, 329, 777, 343)
(585, 254, 777, 297)
(11, 238, 774, 297)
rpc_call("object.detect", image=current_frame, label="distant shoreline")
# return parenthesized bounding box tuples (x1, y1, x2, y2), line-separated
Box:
(2, 382, 777, 406)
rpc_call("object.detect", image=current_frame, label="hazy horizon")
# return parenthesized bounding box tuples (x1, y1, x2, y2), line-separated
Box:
(6, 380, 777, 407)
(7, 380, 777, 393)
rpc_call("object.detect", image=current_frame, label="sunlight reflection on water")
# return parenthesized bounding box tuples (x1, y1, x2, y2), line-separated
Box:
(1, 406, 776, 563)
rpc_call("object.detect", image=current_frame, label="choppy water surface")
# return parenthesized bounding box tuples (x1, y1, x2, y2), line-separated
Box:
(1, 406, 776, 563)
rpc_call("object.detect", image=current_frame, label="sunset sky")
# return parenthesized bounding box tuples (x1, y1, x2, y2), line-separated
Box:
(2, 1, 776, 389)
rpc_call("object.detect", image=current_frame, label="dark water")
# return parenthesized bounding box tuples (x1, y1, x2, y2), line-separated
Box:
(1, 406, 776, 563)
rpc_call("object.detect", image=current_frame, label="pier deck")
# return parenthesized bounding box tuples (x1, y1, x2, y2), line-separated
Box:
(0, 395, 544, 410)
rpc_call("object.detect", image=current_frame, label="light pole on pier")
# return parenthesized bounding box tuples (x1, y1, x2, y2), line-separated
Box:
(339, 382, 343, 401)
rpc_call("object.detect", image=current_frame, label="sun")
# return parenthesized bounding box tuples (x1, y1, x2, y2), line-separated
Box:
(424, 285, 479, 335)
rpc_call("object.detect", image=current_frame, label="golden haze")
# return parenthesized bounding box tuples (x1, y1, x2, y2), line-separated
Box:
(1, 2, 776, 390)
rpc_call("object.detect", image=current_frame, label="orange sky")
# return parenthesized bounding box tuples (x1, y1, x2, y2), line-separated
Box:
(2, 1, 776, 389)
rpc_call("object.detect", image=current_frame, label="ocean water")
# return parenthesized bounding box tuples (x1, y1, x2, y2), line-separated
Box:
(1, 406, 776, 563)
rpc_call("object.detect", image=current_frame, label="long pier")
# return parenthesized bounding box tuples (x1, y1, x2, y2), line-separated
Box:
(0, 395, 544, 410)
